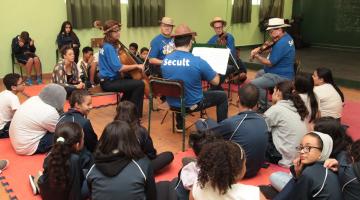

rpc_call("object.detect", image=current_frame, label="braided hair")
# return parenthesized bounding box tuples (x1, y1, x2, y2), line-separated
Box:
(47, 122, 83, 189)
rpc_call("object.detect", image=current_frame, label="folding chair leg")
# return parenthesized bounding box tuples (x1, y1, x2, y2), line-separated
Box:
(160, 110, 169, 124)
(172, 112, 175, 133)
(182, 114, 186, 152)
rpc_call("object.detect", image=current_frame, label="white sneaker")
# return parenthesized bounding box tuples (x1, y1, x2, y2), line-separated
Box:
(29, 175, 39, 195)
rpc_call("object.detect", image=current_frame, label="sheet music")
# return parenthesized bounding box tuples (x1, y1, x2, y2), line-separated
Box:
(192, 47, 230, 75)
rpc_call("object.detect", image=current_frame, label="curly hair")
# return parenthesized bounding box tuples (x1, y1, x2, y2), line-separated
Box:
(276, 81, 309, 120)
(197, 141, 246, 195)
(188, 130, 219, 156)
(47, 122, 83, 189)
(349, 140, 360, 163)
(103, 20, 121, 47)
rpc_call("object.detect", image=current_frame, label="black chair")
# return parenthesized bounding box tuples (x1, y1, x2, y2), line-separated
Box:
(148, 77, 205, 151)
(11, 53, 23, 77)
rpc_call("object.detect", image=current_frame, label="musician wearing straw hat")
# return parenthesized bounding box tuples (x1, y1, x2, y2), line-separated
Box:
(208, 16, 247, 90)
(148, 16, 176, 76)
(161, 24, 228, 132)
(250, 17, 295, 112)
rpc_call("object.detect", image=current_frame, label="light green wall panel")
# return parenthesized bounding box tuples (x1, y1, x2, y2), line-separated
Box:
(0, 0, 292, 77)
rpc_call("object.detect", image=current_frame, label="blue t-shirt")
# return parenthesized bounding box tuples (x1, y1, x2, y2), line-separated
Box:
(208, 33, 236, 58)
(149, 34, 175, 60)
(98, 42, 122, 80)
(161, 50, 216, 108)
(264, 33, 295, 79)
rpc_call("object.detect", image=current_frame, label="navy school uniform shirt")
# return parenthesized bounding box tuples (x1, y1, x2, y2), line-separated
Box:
(98, 42, 122, 80)
(207, 33, 236, 58)
(161, 50, 216, 108)
(264, 33, 295, 80)
(149, 34, 175, 60)
(11, 36, 36, 57)
(209, 110, 268, 178)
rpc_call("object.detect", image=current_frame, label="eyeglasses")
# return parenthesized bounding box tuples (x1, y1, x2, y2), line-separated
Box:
(295, 145, 322, 153)
(214, 26, 223, 29)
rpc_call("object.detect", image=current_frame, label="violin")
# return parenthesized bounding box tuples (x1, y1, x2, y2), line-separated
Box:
(217, 32, 228, 46)
(249, 37, 279, 62)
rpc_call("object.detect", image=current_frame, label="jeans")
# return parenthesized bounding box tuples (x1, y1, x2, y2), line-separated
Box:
(175, 90, 228, 128)
(270, 171, 293, 192)
(34, 131, 54, 154)
(100, 77, 145, 117)
(250, 70, 289, 109)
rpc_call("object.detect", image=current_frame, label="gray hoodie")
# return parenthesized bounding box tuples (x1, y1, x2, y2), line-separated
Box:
(265, 100, 307, 167)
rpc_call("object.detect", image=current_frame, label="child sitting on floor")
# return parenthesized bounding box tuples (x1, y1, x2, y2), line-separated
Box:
(34, 122, 85, 200)
(114, 101, 174, 173)
(190, 140, 266, 200)
(58, 89, 98, 153)
(0, 73, 24, 138)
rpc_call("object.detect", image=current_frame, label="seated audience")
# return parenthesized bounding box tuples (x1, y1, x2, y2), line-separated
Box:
(313, 67, 344, 120)
(197, 83, 268, 178)
(324, 140, 360, 200)
(9, 84, 66, 155)
(314, 117, 353, 159)
(36, 122, 85, 199)
(11, 31, 42, 85)
(52, 46, 85, 98)
(190, 140, 266, 200)
(114, 101, 174, 173)
(294, 72, 320, 131)
(175, 131, 219, 200)
(57, 21, 81, 63)
(58, 90, 98, 153)
(0, 73, 24, 138)
(77, 46, 99, 88)
(86, 120, 156, 200)
(264, 81, 308, 167)
(139, 47, 149, 62)
(129, 42, 139, 57)
(270, 132, 342, 200)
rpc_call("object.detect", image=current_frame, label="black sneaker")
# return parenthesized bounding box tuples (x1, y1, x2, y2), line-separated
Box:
(29, 175, 39, 195)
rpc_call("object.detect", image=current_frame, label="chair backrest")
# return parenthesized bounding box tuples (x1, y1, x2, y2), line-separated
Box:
(149, 77, 184, 98)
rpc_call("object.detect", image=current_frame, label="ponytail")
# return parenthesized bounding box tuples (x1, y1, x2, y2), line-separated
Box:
(47, 122, 83, 189)
(276, 81, 309, 120)
(294, 73, 319, 122)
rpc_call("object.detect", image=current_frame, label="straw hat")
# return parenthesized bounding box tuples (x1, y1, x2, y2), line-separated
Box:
(159, 17, 175, 26)
(266, 18, 290, 30)
(171, 24, 197, 37)
(210, 16, 227, 27)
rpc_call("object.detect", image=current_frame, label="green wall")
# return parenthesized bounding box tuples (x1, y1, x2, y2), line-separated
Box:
(0, 0, 293, 77)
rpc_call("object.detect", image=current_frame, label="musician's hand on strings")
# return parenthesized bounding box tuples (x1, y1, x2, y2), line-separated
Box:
(137, 64, 145, 71)
(76, 82, 85, 89)
(250, 47, 261, 58)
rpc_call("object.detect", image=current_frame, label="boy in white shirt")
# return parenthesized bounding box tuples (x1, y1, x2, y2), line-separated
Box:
(77, 46, 99, 88)
(9, 84, 66, 155)
(0, 73, 24, 138)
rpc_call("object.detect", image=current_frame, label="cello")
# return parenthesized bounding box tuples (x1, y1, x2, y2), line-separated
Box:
(118, 42, 150, 97)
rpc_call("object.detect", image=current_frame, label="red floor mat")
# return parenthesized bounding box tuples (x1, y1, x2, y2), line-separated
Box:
(22, 84, 118, 110)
